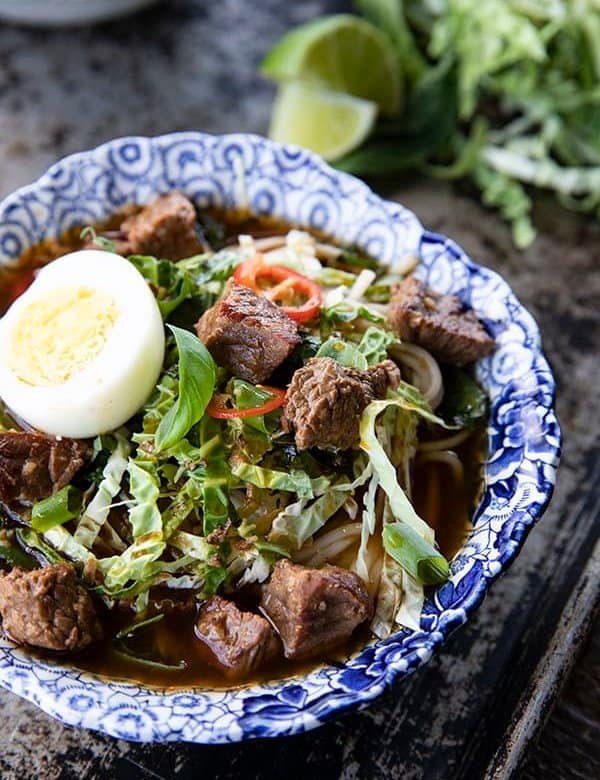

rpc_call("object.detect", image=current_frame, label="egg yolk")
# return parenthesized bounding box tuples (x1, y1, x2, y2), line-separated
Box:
(6, 286, 119, 386)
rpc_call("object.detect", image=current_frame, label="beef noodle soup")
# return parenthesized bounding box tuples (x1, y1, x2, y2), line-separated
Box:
(0, 193, 492, 688)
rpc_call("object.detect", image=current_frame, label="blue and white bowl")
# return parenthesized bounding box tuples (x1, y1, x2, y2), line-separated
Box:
(0, 132, 560, 743)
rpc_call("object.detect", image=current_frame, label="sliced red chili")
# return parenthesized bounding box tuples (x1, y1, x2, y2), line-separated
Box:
(233, 255, 321, 323)
(206, 385, 286, 419)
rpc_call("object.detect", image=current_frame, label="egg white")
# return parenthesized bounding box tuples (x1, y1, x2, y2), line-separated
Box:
(0, 249, 165, 438)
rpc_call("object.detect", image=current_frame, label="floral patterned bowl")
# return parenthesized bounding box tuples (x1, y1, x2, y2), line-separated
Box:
(0, 132, 560, 743)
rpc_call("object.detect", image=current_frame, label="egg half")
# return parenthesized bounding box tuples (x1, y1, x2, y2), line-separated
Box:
(0, 249, 165, 438)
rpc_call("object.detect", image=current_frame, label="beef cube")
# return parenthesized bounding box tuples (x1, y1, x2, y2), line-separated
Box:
(0, 564, 103, 652)
(195, 282, 300, 383)
(116, 192, 204, 260)
(387, 276, 495, 366)
(261, 560, 372, 660)
(195, 595, 280, 678)
(281, 357, 400, 451)
(0, 431, 89, 507)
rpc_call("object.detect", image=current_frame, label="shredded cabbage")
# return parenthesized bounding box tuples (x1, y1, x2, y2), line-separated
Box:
(231, 462, 330, 500)
(74, 429, 130, 548)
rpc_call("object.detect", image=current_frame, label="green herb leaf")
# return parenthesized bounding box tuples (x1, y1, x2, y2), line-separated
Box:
(0, 541, 37, 569)
(155, 326, 217, 452)
(31, 486, 83, 532)
(128, 255, 193, 318)
(439, 366, 488, 428)
(383, 521, 449, 586)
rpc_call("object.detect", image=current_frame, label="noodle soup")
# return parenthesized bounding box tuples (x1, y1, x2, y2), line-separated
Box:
(0, 196, 492, 686)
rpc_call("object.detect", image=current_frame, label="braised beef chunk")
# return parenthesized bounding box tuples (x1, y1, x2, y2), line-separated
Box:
(387, 276, 495, 366)
(0, 431, 88, 507)
(0, 564, 102, 652)
(261, 560, 372, 660)
(281, 357, 400, 451)
(195, 282, 300, 383)
(195, 595, 280, 677)
(115, 192, 204, 261)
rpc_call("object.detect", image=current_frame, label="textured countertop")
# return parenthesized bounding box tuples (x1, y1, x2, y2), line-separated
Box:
(0, 2, 599, 778)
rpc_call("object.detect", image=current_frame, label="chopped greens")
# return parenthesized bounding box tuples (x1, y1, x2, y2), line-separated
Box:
(439, 366, 488, 428)
(382, 521, 449, 586)
(31, 486, 83, 533)
(128, 255, 194, 319)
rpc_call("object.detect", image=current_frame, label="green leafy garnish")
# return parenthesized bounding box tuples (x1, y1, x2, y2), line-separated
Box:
(155, 325, 217, 452)
(128, 255, 193, 318)
(439, 366, 488, 429)
(31, 486, 83, 532)
(0, 541, 37, 569)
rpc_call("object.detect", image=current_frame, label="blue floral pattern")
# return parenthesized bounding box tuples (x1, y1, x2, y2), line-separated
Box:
(0, 133, 560, 743)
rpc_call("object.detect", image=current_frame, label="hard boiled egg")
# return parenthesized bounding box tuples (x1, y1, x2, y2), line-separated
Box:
(0, 249, 165, 438)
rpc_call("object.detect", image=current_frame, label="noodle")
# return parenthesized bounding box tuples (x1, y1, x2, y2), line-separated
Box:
(235, 235, 345, 263)
(388, 343, 444, 409)
(417, 450, 465, 484)
(418, 429, 471, 453)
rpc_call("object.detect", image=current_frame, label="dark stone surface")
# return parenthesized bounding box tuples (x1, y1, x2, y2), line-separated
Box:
(0, 1, 598, 778)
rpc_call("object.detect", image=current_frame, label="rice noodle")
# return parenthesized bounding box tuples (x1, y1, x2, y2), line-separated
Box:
(389, 342, 444, 409)
(419, 429, 471, 452)
(246, 236, 287, 252)
(417, 450, 465, 484)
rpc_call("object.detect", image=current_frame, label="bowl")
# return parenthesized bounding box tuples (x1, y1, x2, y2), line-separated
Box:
(0, 132, 560, 743)
(0, 0, 158, 26)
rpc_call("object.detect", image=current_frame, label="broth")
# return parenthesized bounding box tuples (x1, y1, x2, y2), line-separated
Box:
(0, 205, 484, 688)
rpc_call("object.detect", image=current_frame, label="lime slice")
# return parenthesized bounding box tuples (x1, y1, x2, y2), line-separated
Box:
(268, 81, 377, 161)
(262, 14, 402, 116)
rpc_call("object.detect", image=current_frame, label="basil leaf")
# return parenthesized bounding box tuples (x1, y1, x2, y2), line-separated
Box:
(383, 521, 449, 586)
(31, 485, 83, 532)
(155, 326, 217, 452)
(439, 366, 488, 428)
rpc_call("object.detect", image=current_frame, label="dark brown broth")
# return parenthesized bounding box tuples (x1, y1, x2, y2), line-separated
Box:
(1, 205, 482, 688)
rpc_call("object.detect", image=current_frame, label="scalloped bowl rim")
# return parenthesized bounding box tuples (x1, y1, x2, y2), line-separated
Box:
(0, 132, 560, 743)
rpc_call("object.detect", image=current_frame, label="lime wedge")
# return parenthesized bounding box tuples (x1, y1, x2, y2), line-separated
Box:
(268, 81, 377, 161)
(262, 14, 402, 116)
